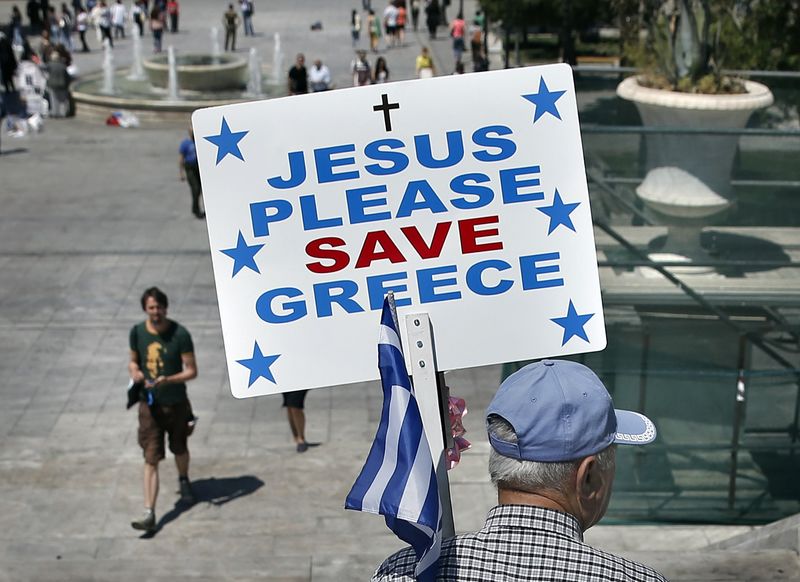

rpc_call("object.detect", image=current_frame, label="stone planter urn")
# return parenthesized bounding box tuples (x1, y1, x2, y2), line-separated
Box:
(616, 76, 774, 259)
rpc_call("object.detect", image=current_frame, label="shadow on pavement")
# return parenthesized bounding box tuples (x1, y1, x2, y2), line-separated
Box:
(0, 147, 29, 156)
(140, 475, 265, 538)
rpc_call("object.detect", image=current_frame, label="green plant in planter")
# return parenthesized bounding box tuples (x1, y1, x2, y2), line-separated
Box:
(635, 0, 746, 94)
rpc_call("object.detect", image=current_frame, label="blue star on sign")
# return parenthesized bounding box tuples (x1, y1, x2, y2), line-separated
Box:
(220, 231, 264, 277)
(522, 78, 567, 123)
(237, 342, 280, 386)
(204, 117, 249, 164)
(551, 300, 594, 345)
(538, 189, 581, 234)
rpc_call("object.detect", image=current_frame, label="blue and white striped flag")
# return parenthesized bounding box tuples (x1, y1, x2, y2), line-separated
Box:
(345, 298, 442, 581)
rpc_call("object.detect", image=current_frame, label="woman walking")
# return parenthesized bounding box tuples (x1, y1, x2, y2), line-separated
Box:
(350, 9, 361, 47)
(367, 9, 380, 53)
(149, 6, 163, 52)
(75, 5, 90, 51)
(373, 56, 388, 83)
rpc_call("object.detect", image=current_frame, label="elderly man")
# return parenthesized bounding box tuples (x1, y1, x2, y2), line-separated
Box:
(373, 359, 667, 581)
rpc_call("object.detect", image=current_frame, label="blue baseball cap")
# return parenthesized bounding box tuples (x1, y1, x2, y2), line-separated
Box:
(486, 360, 656, 462)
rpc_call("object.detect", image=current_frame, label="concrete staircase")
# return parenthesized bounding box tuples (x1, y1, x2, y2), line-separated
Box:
(586, 514, 800, 581)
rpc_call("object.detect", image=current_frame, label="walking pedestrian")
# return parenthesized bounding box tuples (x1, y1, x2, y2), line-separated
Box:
(37, 28, 55, 62)
(395, 1, 406, 45)
(179, 129, 204, 218)
(473, 48, 488, 72)
(165, 0, 177, 32)
(308, 58, 330, 92)
(26, 0, 43, 34)
(222, 3, 238, 51)
(410, 0, 419, 30)
(75, 5, 89, 50)
(10, 6, 24, 46)
(131, 0, 144, 35)
(382, 0, 397, 48)
(350, 8, 360, 47)
(110, 0, 125, 38)
(45, 51, 70, 116)
(351, 48, 370, 86)
(287, 52, 307, 94)
(46, 6, 59, 42)
(149, 5, 162, 51)
(128, 287, 199, 533)
(449, 11, 465, 63)
(0, 33, 18, 93)
(282, 388, 313, 452)
(469, 17, 482, 61)
(415, 45, 434, 78)
(373, 55, 388, 83)
(58, 3, 74, 49)
(367, 8, 380, 52)
(96, 0, 112, 46)
(424, 0, 439, 39)
(240, 0, 254, 36)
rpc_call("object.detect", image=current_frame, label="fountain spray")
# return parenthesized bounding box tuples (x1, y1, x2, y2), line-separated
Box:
(167, 46, 180, 101)
(101, 39, 115, 95)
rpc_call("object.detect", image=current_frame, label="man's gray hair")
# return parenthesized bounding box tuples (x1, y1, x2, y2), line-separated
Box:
(487, 415, 616, 493)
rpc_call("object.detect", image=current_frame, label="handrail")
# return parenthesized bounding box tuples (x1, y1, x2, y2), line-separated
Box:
(581, 125, 800, 137)
(572, 64, 800, 80)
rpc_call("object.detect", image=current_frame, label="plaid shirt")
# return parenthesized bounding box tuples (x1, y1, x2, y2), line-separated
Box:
(372, 505, 668, 582)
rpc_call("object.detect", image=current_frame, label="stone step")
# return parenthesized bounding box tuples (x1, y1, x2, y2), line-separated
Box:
(1, 550, 797, 582)
(627, 549, 800, 581)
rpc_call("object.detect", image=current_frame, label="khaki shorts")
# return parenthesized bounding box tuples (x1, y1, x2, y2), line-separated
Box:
(138, 400, 193, 465)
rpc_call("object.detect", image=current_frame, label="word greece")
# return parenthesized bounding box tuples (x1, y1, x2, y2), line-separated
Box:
(248, 124, 571, 323)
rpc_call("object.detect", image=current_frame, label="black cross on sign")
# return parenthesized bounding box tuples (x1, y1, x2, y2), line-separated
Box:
(373, 93, 400, 132)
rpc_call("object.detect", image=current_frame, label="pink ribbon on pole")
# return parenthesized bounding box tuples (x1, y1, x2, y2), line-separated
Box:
(446, 395, 472, 470)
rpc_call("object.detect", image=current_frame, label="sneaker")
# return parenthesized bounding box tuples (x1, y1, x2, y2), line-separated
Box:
(179, 478, 195, 504)
(131, 510, 156, 532)
(296, 442, 309, 453)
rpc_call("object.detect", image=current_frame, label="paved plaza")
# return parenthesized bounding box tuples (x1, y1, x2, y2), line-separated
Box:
(1, 0, 799, 580)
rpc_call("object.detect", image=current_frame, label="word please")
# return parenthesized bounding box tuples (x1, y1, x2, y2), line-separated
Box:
(250, 164, 543, 237)
(256, 252, 564, 324)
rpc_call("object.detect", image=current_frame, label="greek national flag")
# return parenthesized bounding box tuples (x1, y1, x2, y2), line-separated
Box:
(345, 298, 442, 581)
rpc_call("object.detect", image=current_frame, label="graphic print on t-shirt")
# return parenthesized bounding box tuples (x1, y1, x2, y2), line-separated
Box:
(146, 342, 165, 378)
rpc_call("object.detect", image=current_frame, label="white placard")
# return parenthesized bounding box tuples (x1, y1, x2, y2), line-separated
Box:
(192, 63, 605, 398)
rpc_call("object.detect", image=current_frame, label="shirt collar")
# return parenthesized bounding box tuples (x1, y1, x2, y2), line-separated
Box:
(484, 505, 584, 542)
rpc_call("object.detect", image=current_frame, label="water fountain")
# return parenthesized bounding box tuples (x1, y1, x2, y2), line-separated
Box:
(167, 46, 180, 101)
(100, 39, 115, 95)
(72, 38, 278, 125)
(126, 23, 146, 81)
(247, 48, 264, 98)
(211, 26, 221, 59)
(272, 33, 284, 86)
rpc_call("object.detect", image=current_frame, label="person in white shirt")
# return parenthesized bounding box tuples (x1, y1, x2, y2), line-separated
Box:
(130, 0, 144, 36)
(308, 59, 331, 92)
(382, 1, 398, 48)
(111, 0, 126, 39)
(75, 7, 90, 51)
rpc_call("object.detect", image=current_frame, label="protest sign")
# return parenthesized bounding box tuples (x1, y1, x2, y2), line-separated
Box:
(192, 63, 605, 398)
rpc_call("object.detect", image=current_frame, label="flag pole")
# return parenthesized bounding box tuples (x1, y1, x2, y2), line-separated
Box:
(404, 311, 456, 539)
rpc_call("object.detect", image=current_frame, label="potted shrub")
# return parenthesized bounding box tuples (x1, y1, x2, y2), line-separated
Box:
(615, 0, 774, 259)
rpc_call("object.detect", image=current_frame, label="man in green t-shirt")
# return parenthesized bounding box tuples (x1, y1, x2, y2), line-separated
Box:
(128, 287, 198, 533)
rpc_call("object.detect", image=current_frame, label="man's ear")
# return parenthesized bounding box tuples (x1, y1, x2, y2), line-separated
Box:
(575, 455, 604, 501)
(574, 454, 613, 531)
